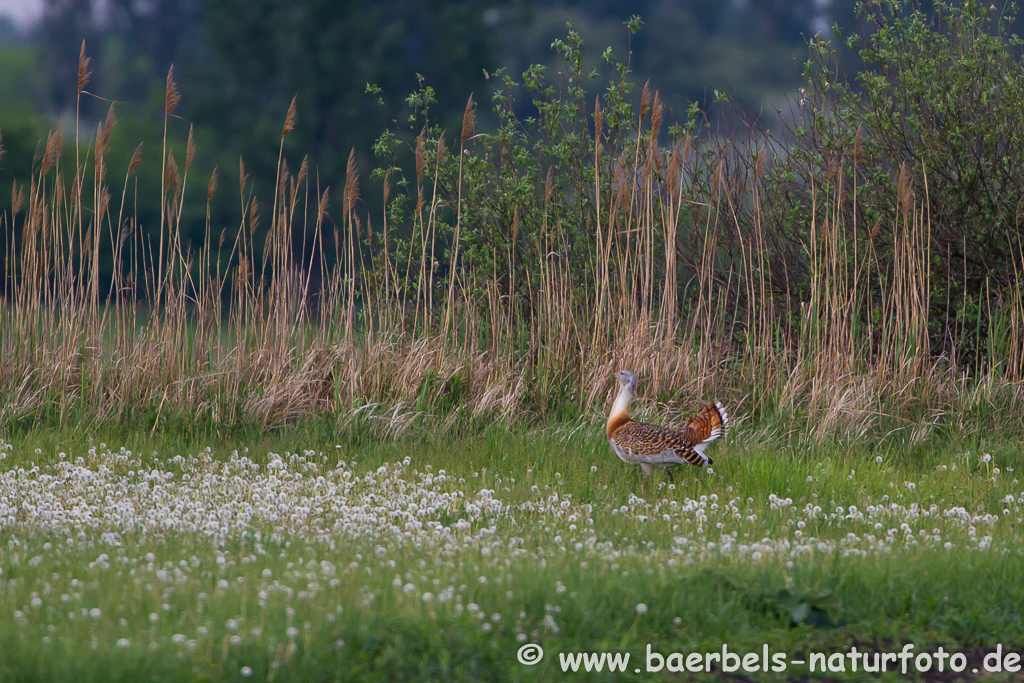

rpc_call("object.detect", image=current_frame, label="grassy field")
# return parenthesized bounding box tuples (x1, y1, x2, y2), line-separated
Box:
(2, 426, 1023, 681)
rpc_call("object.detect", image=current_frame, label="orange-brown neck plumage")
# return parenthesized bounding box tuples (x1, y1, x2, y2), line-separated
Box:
(606, 382, 633, 439)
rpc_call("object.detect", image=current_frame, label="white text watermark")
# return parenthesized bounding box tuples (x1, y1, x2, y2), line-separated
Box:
(517, 642, 1022, 675)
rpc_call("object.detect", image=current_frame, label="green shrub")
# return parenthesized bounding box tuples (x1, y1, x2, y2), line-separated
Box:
(780, 0, 1024, 366)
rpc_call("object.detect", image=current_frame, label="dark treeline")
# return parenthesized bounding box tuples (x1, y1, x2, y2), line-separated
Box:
(2, 0, 858, 253)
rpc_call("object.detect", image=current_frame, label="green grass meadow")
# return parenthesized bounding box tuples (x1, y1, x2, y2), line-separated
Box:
(2, 427, 1024, 681)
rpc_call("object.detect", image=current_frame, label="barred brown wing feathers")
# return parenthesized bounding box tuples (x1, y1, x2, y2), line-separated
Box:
(611, 420, 706, 466)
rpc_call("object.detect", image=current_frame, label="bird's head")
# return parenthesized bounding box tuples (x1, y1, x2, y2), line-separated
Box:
(614, 369, 637, 393)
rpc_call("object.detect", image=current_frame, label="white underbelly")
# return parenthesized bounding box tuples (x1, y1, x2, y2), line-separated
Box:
(609, 439, 689, 467)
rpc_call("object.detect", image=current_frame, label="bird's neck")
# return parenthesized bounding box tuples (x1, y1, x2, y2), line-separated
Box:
(606, 385, 632, 439)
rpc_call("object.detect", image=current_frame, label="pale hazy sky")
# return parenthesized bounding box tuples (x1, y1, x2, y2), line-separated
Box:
(0, 0, 42, 27)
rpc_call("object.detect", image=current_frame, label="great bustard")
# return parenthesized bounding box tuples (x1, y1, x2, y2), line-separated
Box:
(607, 370, 728, 480)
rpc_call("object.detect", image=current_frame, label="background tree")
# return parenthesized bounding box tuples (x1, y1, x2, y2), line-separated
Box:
(101, 0, 207, 103)
(40, 0, 98, 112)
(195, 0, 506, 195)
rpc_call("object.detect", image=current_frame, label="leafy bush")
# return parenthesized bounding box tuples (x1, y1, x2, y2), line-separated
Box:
(368, 19, 657, 314)
(780, 0, 1024, 365)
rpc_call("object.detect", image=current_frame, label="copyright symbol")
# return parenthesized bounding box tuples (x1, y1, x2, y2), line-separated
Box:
(517, 643, 544, 665)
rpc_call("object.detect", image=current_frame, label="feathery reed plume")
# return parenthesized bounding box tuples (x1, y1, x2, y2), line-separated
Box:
(710, 160, 722, 199)
(185, 124, 196, 169)
(461, 94, 476, 142)
(826, 151, 839, 185)
(666, 139, 682, 193)
(639, 80, 651, 123)
(283, 96, 298, 137)
(435, 134, 446, 166)
(318, 187, 330, 224)
(77, 41, 91, 93)
(41, 125, 61, 176)
(345, 148, 359, 214)
(207, 167, 218, 202)
(94, 121, 106, 173)
(869, 216, 883, 241)
(649, 91, 663, 141)
(238, 157, 248, 196)
(101, 104, 116, 150)
(165, 152, 180, 198)
(165, 66, 181, 116)
(11, 183, 24, 215)
(248, 197, 260, 236)
(415, 128, 426, 186)
(128, 142, 143, 176)
(71, 169, 82, 205)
